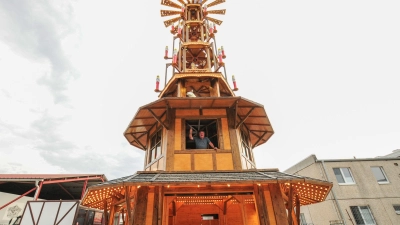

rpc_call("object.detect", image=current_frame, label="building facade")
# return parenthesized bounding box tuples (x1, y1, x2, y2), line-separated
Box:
(285, 154, 400, 225)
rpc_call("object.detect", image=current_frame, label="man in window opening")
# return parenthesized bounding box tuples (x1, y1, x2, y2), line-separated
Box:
(189, 127, 218, 150)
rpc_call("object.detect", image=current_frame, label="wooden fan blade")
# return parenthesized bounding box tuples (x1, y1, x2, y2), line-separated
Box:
(164, 17, 181, 27)
(206, 17, 223, 25)
(207, 0, 225, 8)
(207, 9, 226, 15)
(177, 0, 186, 5)
(161, 0, 181, 9)
(161, 10, 182, 17)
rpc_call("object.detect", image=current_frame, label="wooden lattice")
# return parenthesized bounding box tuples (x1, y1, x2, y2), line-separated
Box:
(207, 9, 226, 15)
(161, 10, 182, 17)
(207, 0, 225, 8)
(206, 17, 223, 25)
(164, 16, 181, 27)
(161, 0, 181, 9)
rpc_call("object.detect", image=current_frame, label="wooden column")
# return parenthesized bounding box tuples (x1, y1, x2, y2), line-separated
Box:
(228, 127, 242, 170)
(145, 187, 155, 225)
(104, 200, 109, 225)
(268, 184, 288, 225)
(254, 185, 269, 225)
(108, 202, 117, 225)
(151, 186, 163, 225)
(295, 195, 300, 225)
(133, 186, 149, 225)
(287, 184, 293, 225)
(165, 115, 176, 171)
(206, 47, 212, 71)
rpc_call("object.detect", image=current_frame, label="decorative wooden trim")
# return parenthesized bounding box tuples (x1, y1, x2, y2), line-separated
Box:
(148, 109, 169, 130)
(235, 107, 255, 129)
(212, 151, 217, 170)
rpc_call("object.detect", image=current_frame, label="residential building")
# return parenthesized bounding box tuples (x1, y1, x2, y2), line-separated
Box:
(285, 154, 400, 225)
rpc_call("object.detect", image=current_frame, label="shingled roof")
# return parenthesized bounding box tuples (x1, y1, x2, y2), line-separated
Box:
(82, 170, 332, 209)
(88, 169, 330, 189)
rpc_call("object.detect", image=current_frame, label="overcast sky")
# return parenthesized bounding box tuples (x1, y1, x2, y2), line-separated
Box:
(0, 0, 399, 180)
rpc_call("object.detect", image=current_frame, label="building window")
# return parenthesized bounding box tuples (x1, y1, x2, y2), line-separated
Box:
(333, 168, 355, 184)
(240, 128, 253, 161)
(350, 206, 376, 225)
(394, 205, 400, 215)
(148, 129, 162, 164)
(371, 166, 389, 183)
(186, 119, 218, 149)
(300, 213, 307, 225)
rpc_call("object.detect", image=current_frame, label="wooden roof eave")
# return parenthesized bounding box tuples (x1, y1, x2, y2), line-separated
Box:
(158, 72, 235, 98)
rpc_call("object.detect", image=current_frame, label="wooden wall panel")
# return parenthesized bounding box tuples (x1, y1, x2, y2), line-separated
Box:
(221, 118, 231, 150)
(245, 203, 260, 225)
(174, 204, 221, 225)
(176, 109, 199, 117)
(216, 153, 234, 170)
(225, 203, 244, 225)
(174, 119, 182, 150)
(174, 154, 191, 171)
(202, 109, 226, 116)
(194, 154, 213, 170)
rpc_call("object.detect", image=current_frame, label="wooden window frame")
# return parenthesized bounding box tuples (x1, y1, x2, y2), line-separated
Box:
(185, 118, 219, 150)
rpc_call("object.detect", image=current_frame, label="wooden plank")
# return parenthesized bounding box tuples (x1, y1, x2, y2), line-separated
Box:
(202, 109, 226, 116)
(221, 118, 231, 150)
(174, 119, 182, 150)
(145, 187, 155, 225)
(133, 186, 149, 225)
(212, 152, 217, 170)
(176, 109, 199, 117)
(295, 195, 300, 225)
(125, 186, 132, 225)
(269, 184, 288, 225)
(288, 184, 293, 225)
(108, 204, 116, 225)
(254, 185, 269, 225)
(157, 186, 163, 225)
(228, 127, 241, 170)
(165, 115, 176, 171)
(263, 186, 276, 225)
(164, 186, 253, 194)
(103, 200, 108, 225)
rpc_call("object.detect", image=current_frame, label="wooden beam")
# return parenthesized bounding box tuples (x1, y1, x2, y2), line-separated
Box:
(130, 133, 146, 149)
(236, 107, 255, 129)
(253, 131, 268, 147)
(163, 185, 254, 194)
(148, 109, 169, 130)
